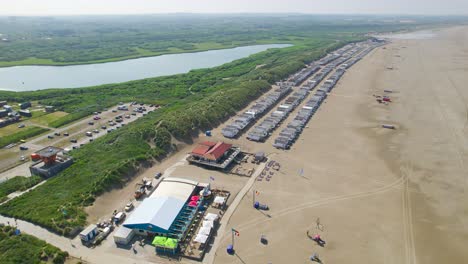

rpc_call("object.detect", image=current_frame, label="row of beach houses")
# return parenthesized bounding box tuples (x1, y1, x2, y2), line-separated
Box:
(273, 41, 384, 149)
(221, 82, 293, 138)
(221, 40, 384, 143)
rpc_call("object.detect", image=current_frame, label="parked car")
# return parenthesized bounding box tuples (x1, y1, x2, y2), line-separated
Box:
(19, 146, 29, 151)
(18, 123, 25, 128)
(70, 139, 78, 143)
(93, 116, 101, 120)
(89, 138, 94, 142)
(63, 132, 69, 136)
(54, 132, 61, 136)
(155, 172, 162, 179)
(113, 212, 126, 224)
(112, 109, 117, 113)
(20, 155, 25, 161)
(85, 131, 92, 137)
(101, 125, 107, 129)
(88, 121, 94, 125)
(93, 129, 99, 133)
(72, 146, 78, 149)
(125, 115, 130, 119)
(48, 135, 54, 139)
(124, 202, 134, 212)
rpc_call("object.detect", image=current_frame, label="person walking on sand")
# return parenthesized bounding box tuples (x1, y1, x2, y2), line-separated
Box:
(310, 253, 321, 263)
(313, 234, 326, 246)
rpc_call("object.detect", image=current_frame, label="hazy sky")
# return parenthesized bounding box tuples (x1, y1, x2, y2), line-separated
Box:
(1, 0, 468, 16)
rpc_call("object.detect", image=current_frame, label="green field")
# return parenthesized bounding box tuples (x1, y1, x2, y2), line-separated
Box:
(0, 176, 43, 203)
(0, 225, 68, 264)
(30, 111, 69, 127)
(0, 123, 24, 138)
(0, 126, 49, 148)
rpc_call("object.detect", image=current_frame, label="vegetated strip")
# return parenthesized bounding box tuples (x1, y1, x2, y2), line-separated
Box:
(0, 176, 43, 203)
(0, 126, 49, 148)
(0, 225, 68, 264)
(0, 38, 360, 236)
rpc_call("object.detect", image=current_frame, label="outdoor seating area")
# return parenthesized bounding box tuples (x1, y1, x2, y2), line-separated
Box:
(180, 189, 230, 260)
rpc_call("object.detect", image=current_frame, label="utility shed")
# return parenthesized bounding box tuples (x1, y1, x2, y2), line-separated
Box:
(123, 196, 185, 234)
(114, 226, 135, 245)
(80, 224, 98, 242)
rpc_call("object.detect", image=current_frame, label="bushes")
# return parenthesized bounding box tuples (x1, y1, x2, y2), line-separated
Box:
(0, 226, 67, 264)
(0, 176, 43, 203)
(0, 127, 49, 148)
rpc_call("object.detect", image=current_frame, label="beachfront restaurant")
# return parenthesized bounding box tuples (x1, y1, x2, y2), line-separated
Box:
(187, 141, 241, 169)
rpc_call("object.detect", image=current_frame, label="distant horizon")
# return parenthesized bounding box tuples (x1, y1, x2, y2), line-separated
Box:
(2, 0, 468, 16)
(1, 12, 468, 17)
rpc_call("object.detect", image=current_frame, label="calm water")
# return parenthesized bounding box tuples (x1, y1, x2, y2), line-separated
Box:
(0, 44, 290, 91)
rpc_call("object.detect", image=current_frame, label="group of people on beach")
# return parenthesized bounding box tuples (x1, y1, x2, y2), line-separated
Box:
(307, 230, 326, 263)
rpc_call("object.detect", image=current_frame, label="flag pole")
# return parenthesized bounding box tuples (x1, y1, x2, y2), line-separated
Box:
(232, 229, 234, 247)
(252, 189, 255, 207)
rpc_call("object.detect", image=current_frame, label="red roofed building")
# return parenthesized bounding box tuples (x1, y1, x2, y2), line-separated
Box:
(190, 141, 233, 162)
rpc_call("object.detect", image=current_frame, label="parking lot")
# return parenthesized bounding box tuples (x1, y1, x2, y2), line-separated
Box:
(0, 103, 158, 181)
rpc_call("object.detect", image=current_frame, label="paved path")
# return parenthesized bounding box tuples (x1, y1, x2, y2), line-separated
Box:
(203, 161, 267, 264)
(0, 215, 156, 264)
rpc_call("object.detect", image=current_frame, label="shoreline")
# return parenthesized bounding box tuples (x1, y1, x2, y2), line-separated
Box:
(0, 42, 293, 68)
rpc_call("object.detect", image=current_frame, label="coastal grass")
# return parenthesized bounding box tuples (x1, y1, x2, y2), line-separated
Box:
(0, 225, 68, 264)
(30, 111, 68, 127)
(0, 176, 43, 203)
(0, 126, 49, 148)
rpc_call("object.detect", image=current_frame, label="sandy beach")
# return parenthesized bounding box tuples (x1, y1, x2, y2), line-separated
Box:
(210, 26, 468, 264)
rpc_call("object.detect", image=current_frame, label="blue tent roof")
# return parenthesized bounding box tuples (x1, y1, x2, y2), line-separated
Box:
(123, 196, 185, 232)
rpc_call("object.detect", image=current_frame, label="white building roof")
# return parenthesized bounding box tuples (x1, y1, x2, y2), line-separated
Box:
(123, 196, 185, 231)
(123, 177, 200, 232)
(150, 177, 197, 201)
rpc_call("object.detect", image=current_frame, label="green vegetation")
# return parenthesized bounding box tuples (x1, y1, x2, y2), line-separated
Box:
(0, 15, 449, 236)
(0, 225, 68, 264)
(30, 111, 68, 127)
(0, 176, 43, 203)
(0, 14, 457, 67)
(0, 36, 344, 235)
(0, 126, 49, 148)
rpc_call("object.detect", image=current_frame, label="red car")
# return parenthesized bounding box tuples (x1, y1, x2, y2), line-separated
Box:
(93, 116, 101, 120)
